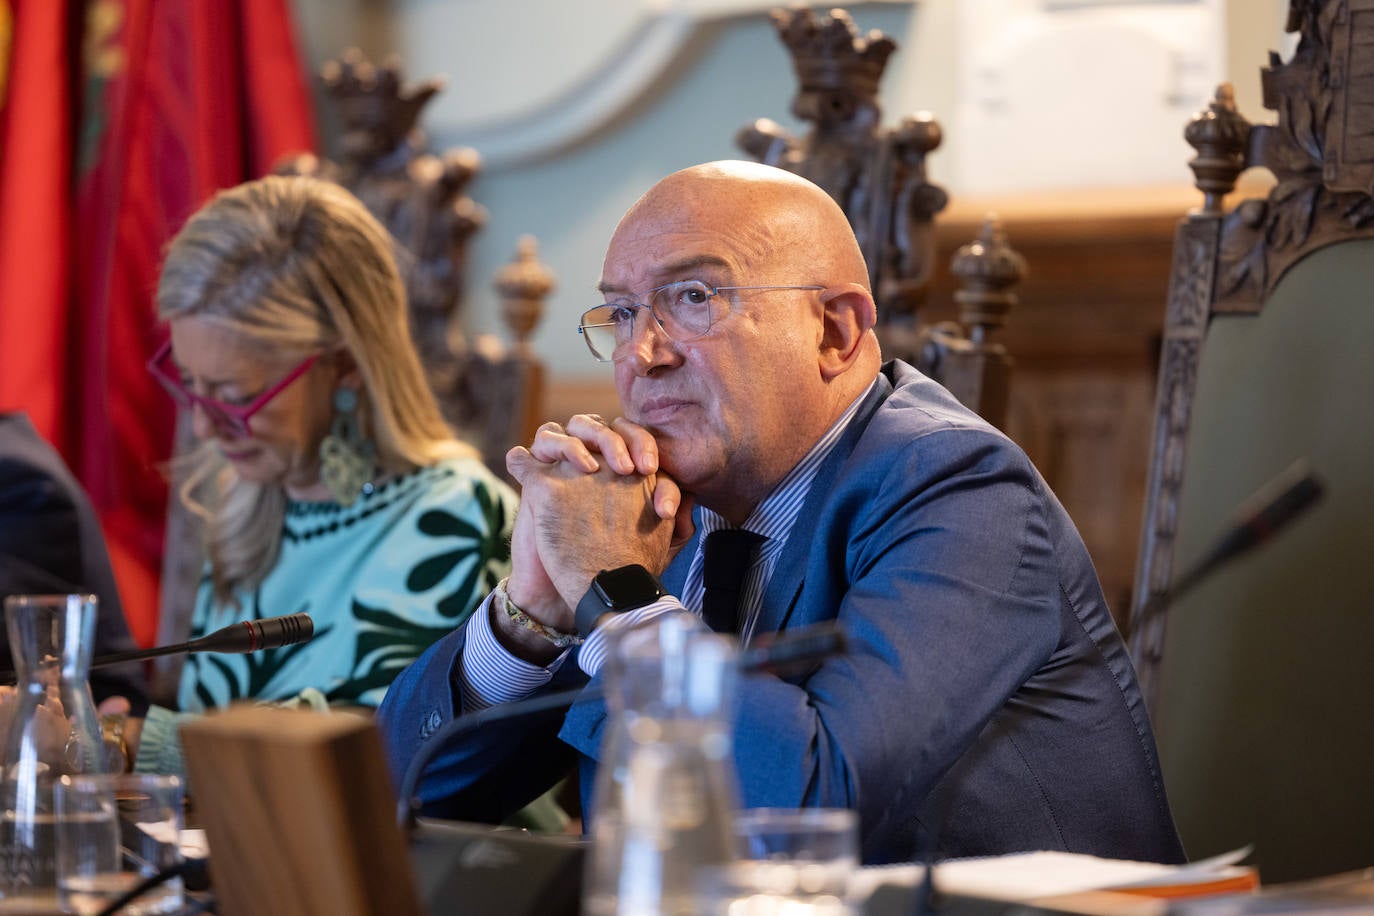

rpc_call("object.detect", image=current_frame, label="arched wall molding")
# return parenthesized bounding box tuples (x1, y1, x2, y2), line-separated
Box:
(397, 0, 916, 171)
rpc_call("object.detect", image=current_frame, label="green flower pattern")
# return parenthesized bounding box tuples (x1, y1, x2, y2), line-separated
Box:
(178, 465, 512, 712)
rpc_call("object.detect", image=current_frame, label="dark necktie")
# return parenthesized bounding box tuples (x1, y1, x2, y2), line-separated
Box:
(701, 528, 765, 634)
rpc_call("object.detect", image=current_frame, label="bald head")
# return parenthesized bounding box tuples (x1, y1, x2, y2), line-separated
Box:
(612, 161, 872, 304)
(600, 161, 883, 522)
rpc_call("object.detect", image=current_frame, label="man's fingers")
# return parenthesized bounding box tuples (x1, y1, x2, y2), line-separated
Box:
(565, 414, 636, 474)
(506, 446, 540, 483)
(609, 417, 660, 475)
(649, 473, 682, 520)
(527, 425, 601, 472)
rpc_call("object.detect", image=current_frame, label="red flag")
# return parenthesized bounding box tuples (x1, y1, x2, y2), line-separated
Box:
(0, 0, 77, 453)
(73, 0, 316, 645)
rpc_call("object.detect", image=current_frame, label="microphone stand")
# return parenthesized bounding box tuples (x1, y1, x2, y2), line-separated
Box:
(397, 683, 605, 830)
(396, 621, 848, 830)
(0, 613, 316, 682)
(1127, 458, 1324, 651)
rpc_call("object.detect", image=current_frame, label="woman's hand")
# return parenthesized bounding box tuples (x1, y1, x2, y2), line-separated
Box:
(0, 684, 73, 769)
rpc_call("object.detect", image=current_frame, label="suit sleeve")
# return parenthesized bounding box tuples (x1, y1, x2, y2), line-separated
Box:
(376, 621, 583, 822)
(730, 428, 1061, 850)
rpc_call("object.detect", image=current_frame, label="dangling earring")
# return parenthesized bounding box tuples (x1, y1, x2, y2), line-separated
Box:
(319, 388, 375, 506)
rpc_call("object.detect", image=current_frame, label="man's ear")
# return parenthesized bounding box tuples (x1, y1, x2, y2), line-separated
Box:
(817, 283, 876, 381)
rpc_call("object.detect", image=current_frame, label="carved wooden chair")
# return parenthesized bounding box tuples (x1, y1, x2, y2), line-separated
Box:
(154, 52, 553, 695)
(1128, 0, 1374, 882)
(277, 50, 552, 475)
(738, 7, 1025, 428)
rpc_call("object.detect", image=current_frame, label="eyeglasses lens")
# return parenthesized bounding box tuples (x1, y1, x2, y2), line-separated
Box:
(579, 313, 619, 362)
(151, 355, 251, 437)
(580, 281, 718, 362)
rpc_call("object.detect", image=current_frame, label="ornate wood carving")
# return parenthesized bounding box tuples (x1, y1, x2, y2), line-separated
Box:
(277, 50, 551, 470)
(1128, 219, 1216, 704)
(907, 218, 1026, 430)
(737, 7, 948, 327)
(1128, 0, 1374, 706)
(1213, 0, 1374, 313)
(738, 6, 1025, 426)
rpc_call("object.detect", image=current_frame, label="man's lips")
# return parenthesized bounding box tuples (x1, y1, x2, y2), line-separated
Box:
(635, 397, 696, 423)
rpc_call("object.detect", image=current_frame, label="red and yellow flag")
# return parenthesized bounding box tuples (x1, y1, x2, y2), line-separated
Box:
(0, 0, 316, 645)
(0, 1, 78, 456)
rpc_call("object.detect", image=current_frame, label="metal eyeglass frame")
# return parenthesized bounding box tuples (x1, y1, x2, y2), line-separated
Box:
(577, 280, 824, 362)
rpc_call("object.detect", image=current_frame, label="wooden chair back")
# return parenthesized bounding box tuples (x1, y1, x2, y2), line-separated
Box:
(737, 6, 1024, 429)
(276, 49, 552, 475)
(1128, 0, 1374, 881)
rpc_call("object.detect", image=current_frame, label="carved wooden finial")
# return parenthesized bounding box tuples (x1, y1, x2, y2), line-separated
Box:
(1184, 82, 1251, 214)
(321, 49, 444, 172)
(949, 216, 1026, 343)
(493, 235, 554, 352)
(772, 6, 896, 106)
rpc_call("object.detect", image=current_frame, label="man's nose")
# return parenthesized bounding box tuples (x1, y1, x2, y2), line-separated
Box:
(621, 308, 680, 374)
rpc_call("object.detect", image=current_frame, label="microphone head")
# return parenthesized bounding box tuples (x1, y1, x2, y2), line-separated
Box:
(247, 613, 314, 651)
(1224, 458, 1325, 557)
(187, 613, 317, 655)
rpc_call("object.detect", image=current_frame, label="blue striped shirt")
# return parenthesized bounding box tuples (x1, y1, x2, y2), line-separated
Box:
(458, 381, 875, 711)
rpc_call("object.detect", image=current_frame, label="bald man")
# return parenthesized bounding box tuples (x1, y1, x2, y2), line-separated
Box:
(379, 162, 1184, 865)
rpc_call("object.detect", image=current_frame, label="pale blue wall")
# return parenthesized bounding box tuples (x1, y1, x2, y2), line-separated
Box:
(288, 0, 1285, 383)
(290, 2, 921, 380)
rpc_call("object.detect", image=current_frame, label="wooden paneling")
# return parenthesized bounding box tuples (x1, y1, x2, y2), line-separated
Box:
(927, 187, 1182, 619)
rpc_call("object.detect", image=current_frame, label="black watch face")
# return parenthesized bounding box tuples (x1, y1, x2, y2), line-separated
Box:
(595, 564, 664, 610)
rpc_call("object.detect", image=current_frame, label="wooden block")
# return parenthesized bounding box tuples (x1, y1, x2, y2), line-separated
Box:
(180, 704, 422, 916)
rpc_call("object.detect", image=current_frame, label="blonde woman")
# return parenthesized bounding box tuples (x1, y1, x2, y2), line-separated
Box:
(123, 175, 516, 777)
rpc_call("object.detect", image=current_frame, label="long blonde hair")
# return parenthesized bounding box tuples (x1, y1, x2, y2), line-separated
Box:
(157, 175, 473, 603)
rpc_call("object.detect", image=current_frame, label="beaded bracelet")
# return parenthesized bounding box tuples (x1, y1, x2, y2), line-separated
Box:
(496, 578, 583, 649)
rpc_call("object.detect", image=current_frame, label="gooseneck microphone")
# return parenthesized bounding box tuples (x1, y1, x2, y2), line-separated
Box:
(88, 613, 316, 670)
(396, 621, 848, 829)
(1128, 458, 1325, 646)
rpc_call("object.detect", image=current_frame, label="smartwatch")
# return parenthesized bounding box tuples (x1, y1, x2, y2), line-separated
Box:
(575, 564, 666, 637)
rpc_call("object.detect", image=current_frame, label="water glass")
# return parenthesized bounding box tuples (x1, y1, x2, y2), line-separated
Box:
(707, 808, 860, 915)
(55, 774, 184, 915)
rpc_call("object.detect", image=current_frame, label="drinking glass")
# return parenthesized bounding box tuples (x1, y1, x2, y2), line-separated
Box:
(1, 593, 105, 910)
(55, 774, 184, 915)
(705, 808, 860, 915)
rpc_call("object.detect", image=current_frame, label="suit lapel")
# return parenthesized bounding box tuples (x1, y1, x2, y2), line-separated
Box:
(753, 373, 893, 637)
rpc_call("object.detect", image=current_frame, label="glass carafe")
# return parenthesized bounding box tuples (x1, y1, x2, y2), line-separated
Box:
(1, 594, 107, 909)
(583, 613, 741, 916)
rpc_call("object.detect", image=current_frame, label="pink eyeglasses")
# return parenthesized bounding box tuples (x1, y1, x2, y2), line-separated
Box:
(146, 340, 320, 438)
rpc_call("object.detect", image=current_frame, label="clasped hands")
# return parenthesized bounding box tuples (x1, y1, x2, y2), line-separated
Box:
(502, 415, 694, 643)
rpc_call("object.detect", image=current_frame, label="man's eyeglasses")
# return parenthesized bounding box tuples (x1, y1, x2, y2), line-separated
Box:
(146, 340, 319, 438)
(577, 280, 823, 362)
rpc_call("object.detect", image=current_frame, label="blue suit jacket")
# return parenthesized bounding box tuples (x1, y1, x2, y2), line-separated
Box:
(378, 362, 1183, 865)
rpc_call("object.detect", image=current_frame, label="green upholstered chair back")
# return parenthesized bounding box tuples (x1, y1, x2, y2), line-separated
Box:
(1130, 3, 1374, 881)
(1152, 239, 1374, 882)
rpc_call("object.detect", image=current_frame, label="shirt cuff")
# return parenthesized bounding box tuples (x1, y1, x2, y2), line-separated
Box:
(458, 592, 569, 712)
(132, 704, 188, 778)
(577, 598, 689, 678)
